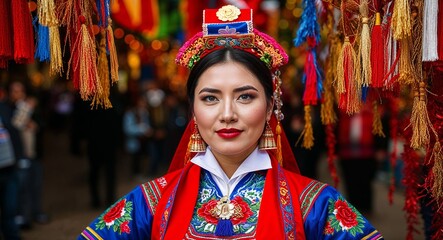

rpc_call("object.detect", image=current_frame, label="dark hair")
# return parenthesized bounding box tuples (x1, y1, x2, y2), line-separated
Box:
(186, 47, 273, 111)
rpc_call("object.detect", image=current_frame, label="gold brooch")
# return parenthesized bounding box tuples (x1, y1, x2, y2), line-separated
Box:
(216, 5, 241, 22)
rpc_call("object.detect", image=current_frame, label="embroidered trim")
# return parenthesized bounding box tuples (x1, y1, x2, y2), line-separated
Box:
(299, 181, 327, 220)
(141, 180, 163, 215)
(362, 230, 383, 240)
(94, 198, 133, 235)
(81, 226, 104, 240)
(277, 164, 296, 240)
(325, 197, 366, 237)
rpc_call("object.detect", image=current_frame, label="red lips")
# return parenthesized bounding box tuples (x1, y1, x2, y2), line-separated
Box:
(216, 128, 242, 138)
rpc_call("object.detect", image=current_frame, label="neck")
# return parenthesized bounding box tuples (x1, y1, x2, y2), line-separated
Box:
(211, 146, 256, 179)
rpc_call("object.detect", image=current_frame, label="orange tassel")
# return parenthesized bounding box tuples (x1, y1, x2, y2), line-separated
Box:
(91, 30, 112, 109)
(68, 16, 98, 101)
(372, 101, 385, 137)
(302, 105, 314, 149)
(429, 142, 443, 204)
(276, 122, 282, 166)
(107, 18, 119, 83)
(409, 82, 430, 149)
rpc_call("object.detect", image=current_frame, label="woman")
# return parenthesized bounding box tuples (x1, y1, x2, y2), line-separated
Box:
(79, 5, 382, 239)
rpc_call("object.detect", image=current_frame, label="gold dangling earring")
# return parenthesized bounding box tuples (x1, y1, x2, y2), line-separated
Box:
(259, 122, 276, 150)
(189, 122, 206, 152)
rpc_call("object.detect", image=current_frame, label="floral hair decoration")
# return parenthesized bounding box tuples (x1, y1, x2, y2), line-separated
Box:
(175, 5, 289, 70)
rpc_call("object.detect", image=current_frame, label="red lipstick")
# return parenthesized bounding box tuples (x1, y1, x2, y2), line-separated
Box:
(216, 128, 242, 139)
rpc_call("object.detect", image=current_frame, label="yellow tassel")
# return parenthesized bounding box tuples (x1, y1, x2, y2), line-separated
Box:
(49, 26, 63, 76)
(398, 38, 417, 85)
(409, 82, 430, 149)
(372, 101, 385, 137)
(37, 0, 63, 76)
(107, 18, 119, 83)
(430, 142, 443, 204)
(91, 30, 112, 109)
(302, 105, 314, 150)
(321, 35, 340, 125)
(336, 37, 352, 94)
(392, 0, 412, 40)
(276, 122, 282, 166)
(359, 0, 372, 87)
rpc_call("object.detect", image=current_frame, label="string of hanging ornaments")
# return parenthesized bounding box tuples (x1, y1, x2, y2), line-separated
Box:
(293, 0, 443, 239)
(0, 0, 119, 109)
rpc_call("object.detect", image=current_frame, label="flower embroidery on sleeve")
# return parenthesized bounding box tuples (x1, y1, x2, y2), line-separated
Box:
(95, 198, 133, 234)
(324, 197, 365, 237)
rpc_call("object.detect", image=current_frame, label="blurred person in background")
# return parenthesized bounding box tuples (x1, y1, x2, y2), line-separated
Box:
(123, 96, 153, 179)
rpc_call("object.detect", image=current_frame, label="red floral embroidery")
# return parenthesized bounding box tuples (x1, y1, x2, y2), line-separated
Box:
(197, 199, 218, 224)
(323, 221, 334, 235)
(334, 200, 358, 228)
(231, 196, 253, 225)
(120, 221, 131, 234)
(104, 199, 126, 224)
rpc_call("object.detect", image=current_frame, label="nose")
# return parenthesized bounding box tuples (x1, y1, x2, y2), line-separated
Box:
(220, 100, 237, 123)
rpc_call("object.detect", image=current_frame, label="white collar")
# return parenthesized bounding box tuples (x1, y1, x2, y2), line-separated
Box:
(191, 147, 272, 184)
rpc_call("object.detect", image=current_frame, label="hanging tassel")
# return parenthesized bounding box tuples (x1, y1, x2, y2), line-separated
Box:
(69, 15, 98, 101)
(358, 0, 371, 87)
(429, 142, 443, 204)
(0, 0, 13, 63)
(215, 219, 234, 236)
(439, 1, 443, 60)
(11, 0, 35, 64)
(372, 101, 385, 137)
(38, 0, 63, 75)
(91, 30, 112, 109)
(422, 0, 439, 62)
(107, 18, 119, 83)
(397, 38, 416, 85)
(409, 82, 430, 149)
(371, 12, 384, 88)
(302, 47, 323, 105)
(34, 18, 51, 62)
(276, 122, 283, 166)
(391, 0, 412, 40)
(302, 105, 314, 149)
(337, 37, 361, 114)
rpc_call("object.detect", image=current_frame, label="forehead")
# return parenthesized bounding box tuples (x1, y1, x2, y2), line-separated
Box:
(196, 62, 262, 89)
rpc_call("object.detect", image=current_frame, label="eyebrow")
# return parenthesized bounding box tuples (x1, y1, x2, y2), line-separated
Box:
(198, 85, 259, 94)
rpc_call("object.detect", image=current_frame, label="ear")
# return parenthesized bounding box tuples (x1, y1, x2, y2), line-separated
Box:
(266, 99, 274, 122)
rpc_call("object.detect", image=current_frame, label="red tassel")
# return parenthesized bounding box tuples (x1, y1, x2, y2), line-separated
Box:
(438, 0, 443, 60)
(371, 13, 384, 88)
(68, 15, 98, 100)
(302, 50, 319, 105)
(11, 0, 34, 64)
(0, 0, 13, 64)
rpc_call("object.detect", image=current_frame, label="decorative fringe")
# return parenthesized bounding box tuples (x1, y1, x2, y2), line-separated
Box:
(398, 38, 416, 85)
(34, 20, 50, 62)
(91, 30, 112, 109)
(276, 122, 282, 166)
(391, 0, 412, 40)
(11, 0, 35, 64)
(49, 26, 63, 76)
(107, 18, 119, 83)
(358, 0, 371, 87)
(294, 0, 321, 47)
(371, 12, 384, 88)
(372, 101, 385, 137)
(302, 105, 314, 149)
(215, 219, 234, 237)
(0, 0, 13, 62)
(409, 82, 430, 149)
(422, 0, 439, 62)
(326, 123, 339, 187)
(439, 2, 443, 60)
(337, 37, 361, 114)
(429, 142, 443, 204)
(69, 16, 98, 101)
(302, 48, 323, 105)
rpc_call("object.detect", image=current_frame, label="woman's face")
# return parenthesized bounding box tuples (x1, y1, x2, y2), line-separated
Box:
(193, 61, 272, 162)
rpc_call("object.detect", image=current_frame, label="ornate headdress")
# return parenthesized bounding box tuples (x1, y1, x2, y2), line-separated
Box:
(175, 5, 288, 70)
(168, 5, 299, 174)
